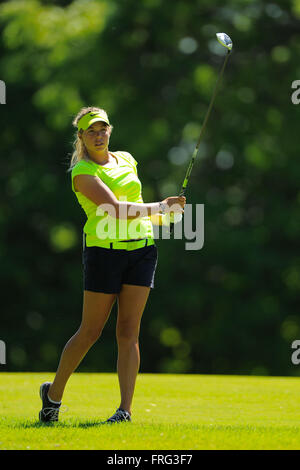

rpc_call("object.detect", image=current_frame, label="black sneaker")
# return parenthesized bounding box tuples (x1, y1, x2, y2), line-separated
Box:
(105, 407, 132, 424)
(39, 382, 61, 423)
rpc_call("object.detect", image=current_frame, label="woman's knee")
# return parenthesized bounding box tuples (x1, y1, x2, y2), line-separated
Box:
(116, 322, 139, 345)
(77, 326, 103, 346)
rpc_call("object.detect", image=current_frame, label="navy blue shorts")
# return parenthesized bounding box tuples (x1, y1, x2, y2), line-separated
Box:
(82, 240, 158, 294)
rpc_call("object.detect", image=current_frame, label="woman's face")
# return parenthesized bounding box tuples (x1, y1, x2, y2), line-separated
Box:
(80, 121, 112, 154)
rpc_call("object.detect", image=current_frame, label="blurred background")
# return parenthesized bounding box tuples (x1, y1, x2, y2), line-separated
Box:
(1, 0, 300, 376)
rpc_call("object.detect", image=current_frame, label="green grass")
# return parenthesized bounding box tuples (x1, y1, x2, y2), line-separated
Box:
(1, 372, 300, 449)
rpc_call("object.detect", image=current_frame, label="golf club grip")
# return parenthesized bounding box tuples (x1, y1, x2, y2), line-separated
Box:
(169, 188, 186, 234)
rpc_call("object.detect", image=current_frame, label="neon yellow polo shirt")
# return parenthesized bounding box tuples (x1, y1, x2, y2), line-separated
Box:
(71, 151, 154, 246)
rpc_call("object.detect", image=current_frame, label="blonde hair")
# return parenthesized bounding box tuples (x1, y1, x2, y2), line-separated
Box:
(68, 106, 112, 172)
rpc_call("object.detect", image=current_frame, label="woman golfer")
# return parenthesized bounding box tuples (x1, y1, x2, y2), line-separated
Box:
(39, 106, 185, 424)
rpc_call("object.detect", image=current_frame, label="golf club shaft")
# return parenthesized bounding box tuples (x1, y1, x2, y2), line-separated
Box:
(170, 50, 231, 234)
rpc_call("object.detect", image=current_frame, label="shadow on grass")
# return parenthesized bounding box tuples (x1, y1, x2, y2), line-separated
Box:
(13, 421, 300, 434)
(16, 420, 129, 429)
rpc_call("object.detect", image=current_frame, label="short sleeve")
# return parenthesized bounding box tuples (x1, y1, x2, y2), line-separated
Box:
(126, 152, 138, 168)
(118, 151, 138, 175)
(71, 160, 98, 192)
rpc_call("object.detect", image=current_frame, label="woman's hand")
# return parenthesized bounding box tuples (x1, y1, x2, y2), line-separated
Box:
(161, 196, 186, 213)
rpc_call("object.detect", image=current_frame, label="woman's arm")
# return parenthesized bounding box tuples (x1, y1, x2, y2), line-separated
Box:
(73, 174, 185, 220)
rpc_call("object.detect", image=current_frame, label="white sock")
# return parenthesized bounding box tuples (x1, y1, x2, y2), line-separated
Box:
(47, 394, 61, 405)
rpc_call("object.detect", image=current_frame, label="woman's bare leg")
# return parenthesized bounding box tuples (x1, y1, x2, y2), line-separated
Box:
(48, 290, 117, 402)
(116, 284, 151, 414)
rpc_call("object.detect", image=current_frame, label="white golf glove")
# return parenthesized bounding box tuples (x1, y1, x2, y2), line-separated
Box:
(161, 212, 183, 226)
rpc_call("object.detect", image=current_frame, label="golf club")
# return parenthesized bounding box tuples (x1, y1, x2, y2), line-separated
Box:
(170, 32, 233, 234)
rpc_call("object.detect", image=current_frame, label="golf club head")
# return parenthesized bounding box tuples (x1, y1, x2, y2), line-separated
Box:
(216, 32, 233, 51)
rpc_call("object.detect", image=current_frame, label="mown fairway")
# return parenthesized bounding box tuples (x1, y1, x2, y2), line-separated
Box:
(1, 373, 300, 450)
